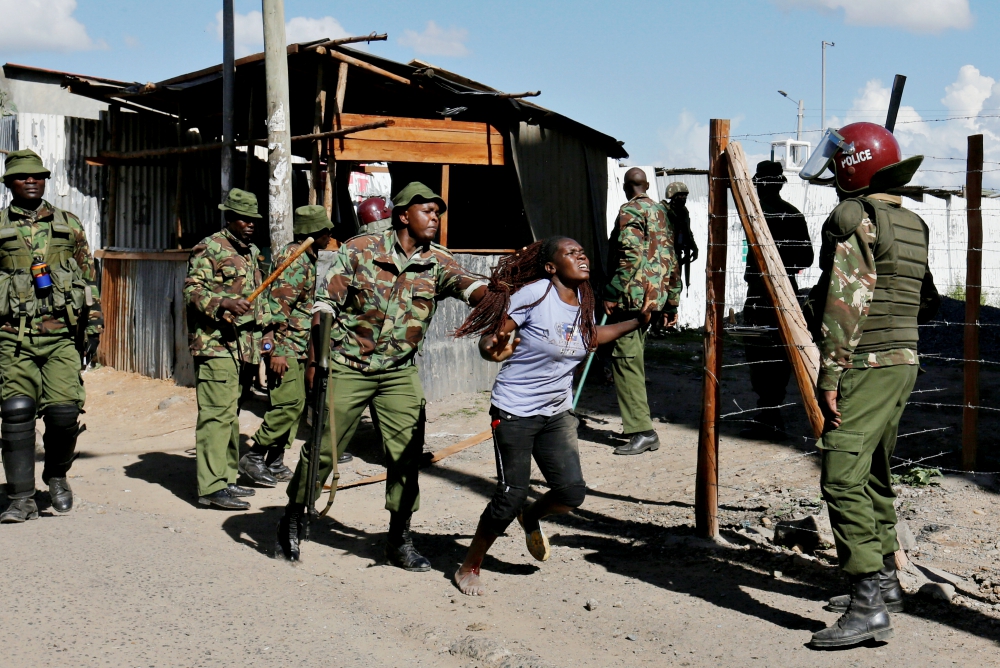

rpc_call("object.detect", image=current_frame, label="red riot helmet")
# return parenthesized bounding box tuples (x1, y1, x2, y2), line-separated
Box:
(357, 196, 392, 225)
(799, 121, 922, 194)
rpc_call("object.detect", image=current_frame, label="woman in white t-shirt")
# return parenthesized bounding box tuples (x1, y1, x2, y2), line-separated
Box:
(452, 236, 653, 596)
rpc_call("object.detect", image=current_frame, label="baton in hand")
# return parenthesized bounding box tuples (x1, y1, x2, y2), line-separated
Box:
(222, 236, 315, 323)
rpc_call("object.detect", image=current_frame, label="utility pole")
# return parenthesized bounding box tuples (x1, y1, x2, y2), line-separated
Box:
(822, 41, 834, 131)
(262, 0, 293, 255)
(797, 98, 804, 141)
(220, 0, 235, 227)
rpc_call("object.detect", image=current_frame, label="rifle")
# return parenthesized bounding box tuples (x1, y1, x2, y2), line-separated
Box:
(302, 310, 333, 541)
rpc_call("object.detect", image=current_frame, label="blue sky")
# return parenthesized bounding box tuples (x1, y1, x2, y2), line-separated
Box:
(2, 1, 997, 187)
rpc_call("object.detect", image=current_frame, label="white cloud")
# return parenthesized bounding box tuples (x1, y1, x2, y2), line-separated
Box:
(398, 21, 470, 58)
(285, 16, 349, 45)
(775, 0, 973, 33)
(213, 11, 349, 58)
(0, 0, 106, 53)
(123, 34, 141, 50)
(653, 111, 710, 169)
(942, 65, 995, 127)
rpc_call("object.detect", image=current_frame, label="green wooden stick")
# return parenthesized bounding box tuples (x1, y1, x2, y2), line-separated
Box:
(572, 313, 608, 410)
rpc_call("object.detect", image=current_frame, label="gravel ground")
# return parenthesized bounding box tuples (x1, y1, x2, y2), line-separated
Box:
(2, 346, 999, 667)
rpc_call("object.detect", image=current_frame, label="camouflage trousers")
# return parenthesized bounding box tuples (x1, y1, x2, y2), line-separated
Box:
(286, 362, 425, 513)
(0, 332, 85, 409)
(194, 356, 256, 497)
(253, 358, 306, 450)
(610, 325, 653, 434)
(820, 364, 917, 575)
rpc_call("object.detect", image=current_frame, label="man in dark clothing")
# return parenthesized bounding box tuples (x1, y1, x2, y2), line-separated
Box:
(741, 160, 814, 439)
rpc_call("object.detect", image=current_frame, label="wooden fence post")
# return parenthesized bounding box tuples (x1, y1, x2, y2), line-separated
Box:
(964, 133, 983, 471)
(697, 119, 729, 539)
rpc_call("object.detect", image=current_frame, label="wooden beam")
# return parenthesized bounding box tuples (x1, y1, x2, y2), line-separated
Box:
(95, 249, 191, 261)
(309, 59, 325, 206)
(327, 48, 410, 86)
(726, 141, 824, 438)
(325, 61, 348, 221)
(88, 120, 391, 164)
(306, 32, 387, 51)
(440, 164, 450, 246)
(697, 118, 728, 540)
(330, 114, 504, 166)
(964, 133, 984, 471)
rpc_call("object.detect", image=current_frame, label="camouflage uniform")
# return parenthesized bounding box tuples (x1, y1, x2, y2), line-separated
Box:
(810, 193, 939, 575)
(252, 240, 315, 453)
(0, 193, 102, 509)
(603, 194, 679, 435)
(185, 227, 265, 497)
(286, 227, 485, 512)
(742, 196, 814, 418)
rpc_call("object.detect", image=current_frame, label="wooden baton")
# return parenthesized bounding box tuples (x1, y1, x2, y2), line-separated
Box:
(222, 236, 315, 323)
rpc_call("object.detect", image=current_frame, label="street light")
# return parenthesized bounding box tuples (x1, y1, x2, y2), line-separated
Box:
(778, 90, 804, 141)
(822, 40, 835, 130)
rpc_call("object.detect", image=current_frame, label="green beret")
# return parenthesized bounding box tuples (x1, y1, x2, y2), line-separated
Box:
(3, 149, 50, 179)
(219, 188, 262, 219)
(392, 182, 447, 214)
(293, 205, 332, 235)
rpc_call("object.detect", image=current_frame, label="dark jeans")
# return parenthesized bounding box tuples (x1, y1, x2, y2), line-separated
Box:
(481, 405, 588, 535)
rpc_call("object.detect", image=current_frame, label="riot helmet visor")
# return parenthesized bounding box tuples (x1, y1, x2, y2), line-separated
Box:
(799, 128, 855, 181)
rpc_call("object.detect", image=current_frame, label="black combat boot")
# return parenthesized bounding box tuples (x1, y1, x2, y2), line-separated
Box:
(1, 495, 39, 523)
(264, 448, 293, 481)
(41, 403, 81, 513)
(276, 503, 305, 561)
(2, 396, 38, 521)
(739, 407, 787, 441)
(827, 554, 904, 613)
(385, 511, 431, 572)
(338, 452, 354, 464)
(239, 445, 278, 487)
(614, 430, 660, 455)
(811, 572, 893, 647)
(198, 488, 249, 510)
(47, 478, 74, 513)
(227, 483, 256, 497)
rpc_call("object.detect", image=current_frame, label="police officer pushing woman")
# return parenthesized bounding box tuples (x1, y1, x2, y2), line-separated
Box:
(0, 150, 102, 523)
(276, 183, 489, 570)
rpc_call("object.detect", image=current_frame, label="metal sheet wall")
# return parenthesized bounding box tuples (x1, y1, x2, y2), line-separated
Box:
(0, 113, 105, 250)
(0, 114, 15, 152)
(418, 253, 499, 403)
(100, 258, 193, 384)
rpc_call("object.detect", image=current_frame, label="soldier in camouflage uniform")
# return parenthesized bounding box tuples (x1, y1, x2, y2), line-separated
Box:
(277, 182, 487, 567)
(184, 188, 267, 510)
(239, 205, 333, 486)
(801, 123, 940, 648)
(603, 167, 679, 455)
(0, 150, 102, 523)
(741, 161, 814, 440)
(663, 181, 697, 301)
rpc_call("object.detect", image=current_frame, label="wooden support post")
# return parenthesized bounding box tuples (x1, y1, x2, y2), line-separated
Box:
(173, 120, 184, 248)
(106, 104, 121, 248)
(964, 133, 983, 471)
(325, 61, 348, 221)
(727, 141, 824, 437)
(697, 119, 729, 540)
(439, 118, 451, 246)
(309, 59, 325, 206)
(439, 164, 450, 246)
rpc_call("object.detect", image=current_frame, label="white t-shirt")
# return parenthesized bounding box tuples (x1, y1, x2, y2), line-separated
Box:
(490, 279, 588, 417)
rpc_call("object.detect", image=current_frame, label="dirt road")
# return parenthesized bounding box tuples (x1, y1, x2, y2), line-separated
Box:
(2, 338, 1000, 666)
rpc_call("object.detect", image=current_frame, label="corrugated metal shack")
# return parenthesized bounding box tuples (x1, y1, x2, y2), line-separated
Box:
(3, 39, 627, 401)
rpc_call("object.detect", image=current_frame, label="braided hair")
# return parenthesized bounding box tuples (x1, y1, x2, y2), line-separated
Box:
(455, 236, 598, 351)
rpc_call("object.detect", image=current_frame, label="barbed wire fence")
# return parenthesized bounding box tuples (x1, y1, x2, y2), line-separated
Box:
(693, 121, 1000, 572)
